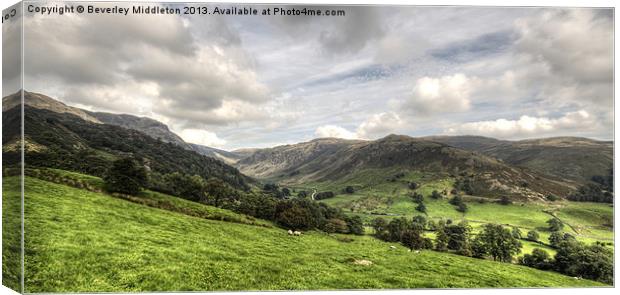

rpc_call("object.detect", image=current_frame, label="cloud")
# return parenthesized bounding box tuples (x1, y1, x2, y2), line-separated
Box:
(356, 112, 403, 139)
(444, 110, 600, 139)
(314, 125, 359, 139)
(23, 6, 271, 128)
(515, 9, 612, 84)
(401, 73, 472, 115)
(180, 129, 226, 148)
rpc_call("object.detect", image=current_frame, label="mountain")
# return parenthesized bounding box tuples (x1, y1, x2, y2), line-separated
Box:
(2, 91, 237, 161)
(87, 111, 193, 150)
(425, 135, 613, 184)
(2, 104, 251, 190)
(189, 143, 244, 165)
(236, 135, 574, 200)
(2, 91, 101, 123)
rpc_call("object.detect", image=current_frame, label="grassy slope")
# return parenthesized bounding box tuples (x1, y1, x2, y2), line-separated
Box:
(1, 176, 605, 292)
(309, 169, 613, 251)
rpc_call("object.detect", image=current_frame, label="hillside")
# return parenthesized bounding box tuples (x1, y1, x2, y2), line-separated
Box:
(2, 176, 603, 292)
(2, 105, 250, 190)
(426, 136, 613, 184)
(236, 135, 573, 200)
(2, 91, 236, 161)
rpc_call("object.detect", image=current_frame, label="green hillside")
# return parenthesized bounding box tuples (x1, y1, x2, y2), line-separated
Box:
(306, 170, 613, 248)
(2, 175, 605, 292)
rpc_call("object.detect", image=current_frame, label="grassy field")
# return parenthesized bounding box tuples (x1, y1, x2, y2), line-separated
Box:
(307, 169, 614, 252)
(1, 175, 606, 292)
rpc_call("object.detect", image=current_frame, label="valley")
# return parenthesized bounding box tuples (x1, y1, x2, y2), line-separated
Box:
(1, 91, 614, 290)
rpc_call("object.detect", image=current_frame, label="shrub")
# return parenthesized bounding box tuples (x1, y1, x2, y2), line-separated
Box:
(430, 190, 442, 199)
(324, 218, 349, 233)
(547, 218, 564, 232)
(104, 157, 148, 195)
(520, 248, 553, 270)
(345, 216, 364, 235)
(344, 186, 355, 194)
(415, 202, 427, 214)
(526, 230, 539, 242)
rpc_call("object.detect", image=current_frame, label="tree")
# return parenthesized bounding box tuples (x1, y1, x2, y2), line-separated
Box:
(553, 239, 613, 284)
(547, 218, 564, 232)
(401, 229, 432, 250)
(387, 218, 411, 242)
(344, 186, 355, 194)
(204, 177, 236, 207)
(526, 230, 539, 242)
(372, 218, 389, 240)
(415, 202, 427, 214)
(324, 218, 349, 233)
(345, 216, 364, 235)
(411, 192, 424, 203)
(282, 187, 291, 197)
(498, 196, 512, 205)
(511, 227, 522, 239)
(476, 224, 522, 262)
(408, 182, 418, 190)
(430, 190, 442, 199)
(437, 222, 471, 255)
(456, 202, 468, 213)
(549, 232, 563, 248)
(520, 248, 552, 270)
(104, 157, 148, 195)
(297, 190, 308, 198)
(412, 215, 427, 227)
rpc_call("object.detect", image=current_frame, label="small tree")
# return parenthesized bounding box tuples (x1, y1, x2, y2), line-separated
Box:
(415, 202, 427, 214)
(547, 218, 564, 232)
(520, 248, 552, 270)
(430, 190, 442, 199)
(408, 182, 418, 190)
(499, 196, 512, 205)
(345, 216, 364, 235)
(511, 226, 522, 239)
(324, 218, 348, 233)
(282, 187, 291, 197)
(344, 186, 355, 194)
(549, 231, 563, 248)
(456, 202, 468, 213)
(104, 157, 148, 195)
(526, 230, 539, 242)
(476, 224, 522, 262)
(411, 192, 424, 203)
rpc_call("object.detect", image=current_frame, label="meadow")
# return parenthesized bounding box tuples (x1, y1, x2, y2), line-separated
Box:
(1, 174, 605, 292)
(304, 169, 613, 252)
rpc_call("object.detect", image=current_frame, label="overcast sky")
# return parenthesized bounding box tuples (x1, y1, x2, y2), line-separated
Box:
(5, 4, 613, 150)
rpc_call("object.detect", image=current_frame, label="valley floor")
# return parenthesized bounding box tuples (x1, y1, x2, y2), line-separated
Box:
(2, 175, 606, 292)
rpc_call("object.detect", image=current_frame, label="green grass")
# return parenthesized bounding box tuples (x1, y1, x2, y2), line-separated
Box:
(312, 172, 613, 253)
(1, 175, 606, 291)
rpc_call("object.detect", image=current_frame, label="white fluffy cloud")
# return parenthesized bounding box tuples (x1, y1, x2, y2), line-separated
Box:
(314, 112, 404, 140)
(401, 73, 472, 115)
(444, 110, 599, 139)
(180, 129, 227, 148)
(356, 112, 403, 139)
(314, 125, 359, 139)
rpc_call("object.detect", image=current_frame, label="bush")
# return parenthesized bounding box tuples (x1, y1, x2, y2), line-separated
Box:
(415, 202, 427, 214)
(546, 194, 559, 202)
(554, 240, 613, 284)
(315, 191, 335, 200)
(547, 218, 564, 232)
(344, 186, 355, 194)
(345, 216, 364, 235)
(456, 202, 468, 213)
(104, 157, 148, 195)
(430, 190, 442, 199)
(324, 218, 349, 233)
(498, 196, 512, 205)
(408, 182, 418, 190)
(474, 224, 521, 262)
(520, 248, 553, 270)
(526, 230, 539, 242)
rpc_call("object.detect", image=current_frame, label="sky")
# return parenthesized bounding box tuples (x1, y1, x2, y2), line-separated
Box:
(3, 3, 614, 150)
